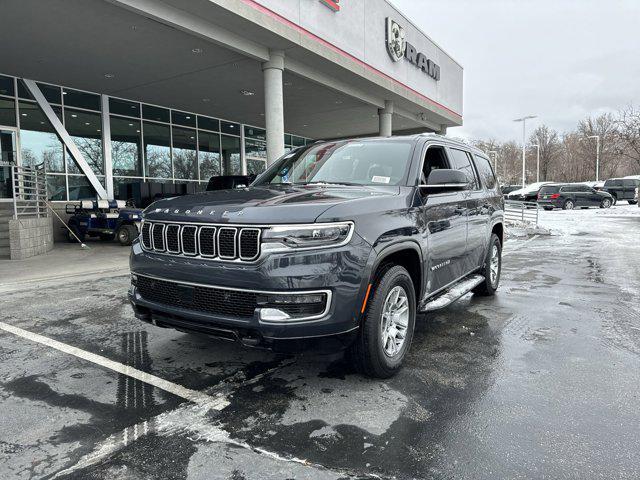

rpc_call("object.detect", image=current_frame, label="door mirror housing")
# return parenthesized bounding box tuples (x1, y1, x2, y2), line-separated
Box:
(420, 169, 469, 193)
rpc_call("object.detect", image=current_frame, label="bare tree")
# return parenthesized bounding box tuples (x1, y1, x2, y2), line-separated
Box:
(616, 105, 640, 174)
(529, 125, 561, 181)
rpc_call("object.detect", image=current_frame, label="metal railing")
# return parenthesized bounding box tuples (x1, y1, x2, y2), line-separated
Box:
(504, 200, 539, 226)
(11, 164, 49, 219)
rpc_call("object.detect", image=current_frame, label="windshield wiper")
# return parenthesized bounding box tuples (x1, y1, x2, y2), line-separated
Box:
(299, 181, 359, 186)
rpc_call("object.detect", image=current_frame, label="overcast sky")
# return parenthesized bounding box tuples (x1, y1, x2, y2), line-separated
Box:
(391, 0, 640, 143)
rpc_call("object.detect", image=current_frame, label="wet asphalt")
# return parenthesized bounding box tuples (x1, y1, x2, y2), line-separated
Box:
(1, 207, 639, 479)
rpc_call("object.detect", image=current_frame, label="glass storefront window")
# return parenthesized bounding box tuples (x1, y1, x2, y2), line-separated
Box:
(292, 135, 306, 147)
(63, 88, 100, 111)
(221, 134, 241, 175)
(38, 83, 62, 105)
(284, 134, 292, 145)
(197, 116, 219, 132)
(245, 139, 266, 175)
(0, 98, 16, 127)
(172, 127, 197, 180)
(18, 101, 64, 172)
(109, 98, 140, 118)
(142, 105, 170, 123)
(110, 116, 142, 176)
(0, 75, 14, 97)
(46, 174, 67, 201)
(68, 174, 100, 200)
(172, 110, 196, 128)
(220, 121, 240, 136)
(245, 126, 266, 141)
(65, 109, 103, 175)
(143, 121, 171, 178)
(198, 130, 221, 180)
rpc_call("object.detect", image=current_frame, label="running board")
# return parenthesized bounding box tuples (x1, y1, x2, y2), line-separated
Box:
(421, 274, 484, 312)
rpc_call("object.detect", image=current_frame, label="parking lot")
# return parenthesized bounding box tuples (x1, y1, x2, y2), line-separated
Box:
(1, 205, 639, 480)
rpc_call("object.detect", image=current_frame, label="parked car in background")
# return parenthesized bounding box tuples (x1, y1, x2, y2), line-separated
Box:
(537, 183, 614, 210)
(505, 182, 552, 202)
(501, 185, 522, 195)
(602, 178, 639, 205)
(583, 181, 604, 191)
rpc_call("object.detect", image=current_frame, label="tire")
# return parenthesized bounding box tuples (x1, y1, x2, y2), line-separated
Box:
(348, 265, 416, 378)
(600, 198, 612, 209)
(117, 224, 138, 246)
(563, 199, 575, 210)
(611, 195, 617, 205)
(543, 206, 553, 211)
(473, 233, 502, 296)
(629, 200, 638, 205)
(66, 226, 85, 243)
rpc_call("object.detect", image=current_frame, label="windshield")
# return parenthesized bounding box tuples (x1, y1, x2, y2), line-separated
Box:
(254, 140, 414, 186)
(539, 185, 561, 194)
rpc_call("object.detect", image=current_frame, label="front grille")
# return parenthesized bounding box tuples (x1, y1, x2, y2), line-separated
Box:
(140, 221, 261, 262)
(137, 276, 258, 319)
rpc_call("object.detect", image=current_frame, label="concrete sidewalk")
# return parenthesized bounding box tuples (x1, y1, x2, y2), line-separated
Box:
(0, 242, 131, 292)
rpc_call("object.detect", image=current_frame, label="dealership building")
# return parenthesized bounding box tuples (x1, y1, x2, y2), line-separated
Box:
(0, 0, 462, 252)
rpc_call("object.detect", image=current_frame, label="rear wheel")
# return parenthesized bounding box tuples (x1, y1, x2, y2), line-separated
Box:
(349, 265, 416, 378)
(473, 233, 501, 296)
(563, 199, 575, 210)
(629, 200, 638, 205)
(543, 206, 553, 211)
(66, 226, 85, 243)
(117, 224, 138, 246)
(600, 198, 612, 209)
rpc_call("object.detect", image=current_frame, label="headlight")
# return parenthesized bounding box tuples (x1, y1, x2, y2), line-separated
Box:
(262, 222, 353, 250)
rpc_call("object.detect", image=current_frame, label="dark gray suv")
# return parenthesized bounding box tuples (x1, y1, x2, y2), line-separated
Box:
(129, 135, 504, 377)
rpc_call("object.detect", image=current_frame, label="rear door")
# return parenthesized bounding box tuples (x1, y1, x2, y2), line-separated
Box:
(623, 179, 636, 200)
(464, 152, 494, 270)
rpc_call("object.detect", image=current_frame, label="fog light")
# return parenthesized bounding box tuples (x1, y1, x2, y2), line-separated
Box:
(259, 308, 291, 322)
(257, 292, 329, 322)
(131, 274, 138, 286)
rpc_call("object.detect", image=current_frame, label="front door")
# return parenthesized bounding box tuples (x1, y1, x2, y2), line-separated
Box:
(0, 128, 17, 199)
(418, 144, 468, 296)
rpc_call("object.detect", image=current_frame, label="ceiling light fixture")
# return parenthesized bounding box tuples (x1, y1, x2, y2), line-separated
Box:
(85, 122, 90, 125)
(192, 48, 203, 54)
(104, 73, 115, 79)
(239, 89, 255, 96)
(71, 114, 77, 118)
(21, 113, 27, 117)
(202, 98, 211, 103)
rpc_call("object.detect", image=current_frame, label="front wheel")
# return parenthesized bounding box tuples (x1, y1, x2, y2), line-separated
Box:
(349, 265, 416, 378)
(611, 196, 617, 205)
(473, 233, 502, 296)
(563, 199, 575, 210)
(117, 224, 138, 246)
(600, 198, 612, 209)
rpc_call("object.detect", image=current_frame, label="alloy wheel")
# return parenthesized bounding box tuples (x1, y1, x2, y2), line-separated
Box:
(490, 244, 500, 287)
(565, 200, 574, 210)
(380, 286, 409, 358)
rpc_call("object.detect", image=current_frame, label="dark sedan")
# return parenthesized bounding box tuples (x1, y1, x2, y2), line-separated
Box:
(537, 183, 613, 210)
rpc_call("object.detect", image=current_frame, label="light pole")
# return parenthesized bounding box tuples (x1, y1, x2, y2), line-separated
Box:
(514, 115, 537, 187)
(530, 143, 540, 182)
(579, 135, 601, 181)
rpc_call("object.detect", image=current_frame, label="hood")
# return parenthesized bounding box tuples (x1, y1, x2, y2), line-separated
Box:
(143, 184, 400, 224)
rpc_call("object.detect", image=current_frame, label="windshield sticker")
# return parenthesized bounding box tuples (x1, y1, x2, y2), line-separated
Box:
(372, 175, 390, 184)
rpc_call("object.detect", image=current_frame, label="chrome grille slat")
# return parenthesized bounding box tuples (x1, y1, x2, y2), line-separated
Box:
(165, 224, 180, 253)
(198, 227, 216, 257)
(181, 226, 198, 255)
(141, 221, 260, 262)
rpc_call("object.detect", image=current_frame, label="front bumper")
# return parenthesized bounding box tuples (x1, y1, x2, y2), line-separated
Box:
(128, 232, 373, 350)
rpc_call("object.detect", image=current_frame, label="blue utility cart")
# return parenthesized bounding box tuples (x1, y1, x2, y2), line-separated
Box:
(65, 199, 142, 245)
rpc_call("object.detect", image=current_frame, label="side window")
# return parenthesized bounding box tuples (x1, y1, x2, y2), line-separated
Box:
(421, 145, 450, 183)
(472, 154, 497, 189)
(448, 148, 479, 189)
(623, 179, 635, 187)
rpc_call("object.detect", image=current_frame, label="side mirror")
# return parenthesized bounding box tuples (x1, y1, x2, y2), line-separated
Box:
(420, 169, 469, 193)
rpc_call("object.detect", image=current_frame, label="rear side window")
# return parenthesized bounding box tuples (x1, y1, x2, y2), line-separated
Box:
(539, 185, 561, 194)
(473, 154, 497, 189)
(448, 148, 479, 189)
(605, 179, 622, 187)
(623, 179, 637, 187)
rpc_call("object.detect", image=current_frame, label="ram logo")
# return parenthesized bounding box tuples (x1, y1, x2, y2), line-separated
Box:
(386, 18, 406, 62)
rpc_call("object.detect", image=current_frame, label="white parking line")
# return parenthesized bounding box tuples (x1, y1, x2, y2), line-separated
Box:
(0, 321, 229, 411)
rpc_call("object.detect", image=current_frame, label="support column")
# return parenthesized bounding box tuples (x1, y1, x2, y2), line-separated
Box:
(262, 50, 285, 166)
(101, 95, 114, 200)
(378, 100, 393, 137)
